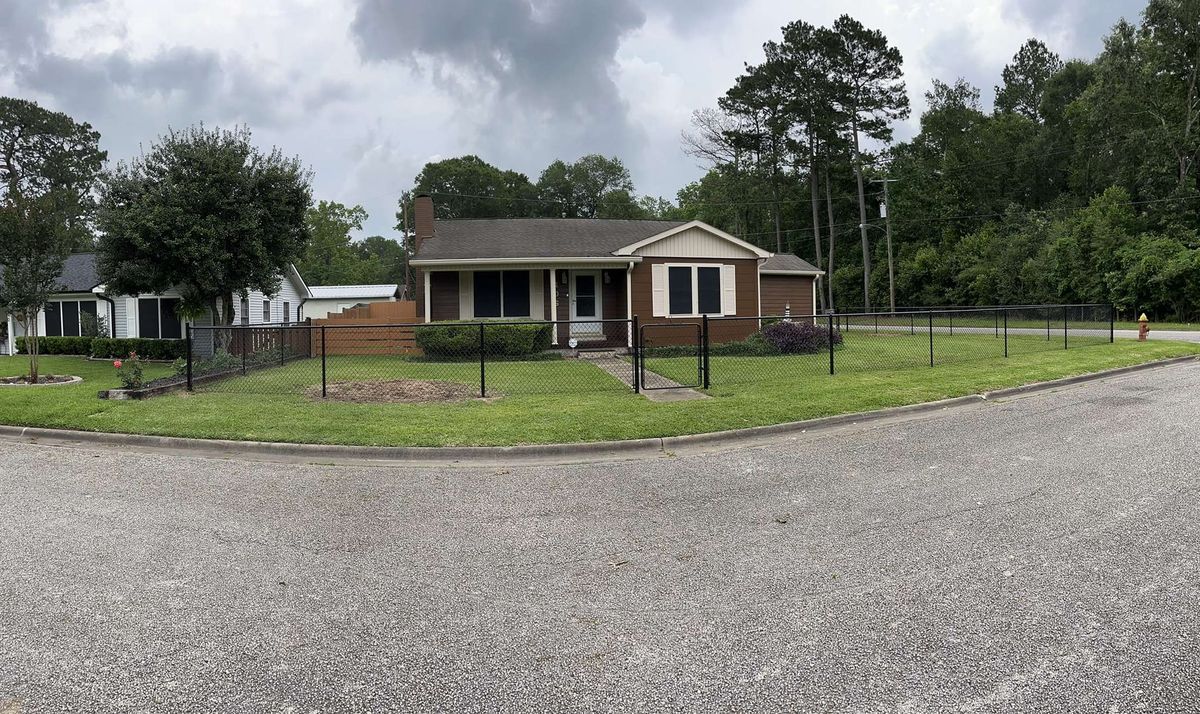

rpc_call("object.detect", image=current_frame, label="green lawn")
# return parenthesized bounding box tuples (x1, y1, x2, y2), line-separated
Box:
(0, 336, 1195, 447)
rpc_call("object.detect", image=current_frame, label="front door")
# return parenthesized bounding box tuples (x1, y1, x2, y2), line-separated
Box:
(570, 271, 602, 338)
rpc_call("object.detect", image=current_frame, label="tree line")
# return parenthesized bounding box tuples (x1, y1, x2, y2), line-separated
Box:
(679, 0, 1200, 320)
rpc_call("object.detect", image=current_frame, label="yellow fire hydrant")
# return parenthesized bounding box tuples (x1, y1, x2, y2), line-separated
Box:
(1138, 313, 1150, 341)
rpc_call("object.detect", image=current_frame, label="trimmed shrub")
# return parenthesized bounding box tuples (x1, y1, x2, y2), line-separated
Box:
(15, 336, 95, 355)
(91, 338, 187, 360)
(415, 321, 554, 359)
(760, 320, 843, 354)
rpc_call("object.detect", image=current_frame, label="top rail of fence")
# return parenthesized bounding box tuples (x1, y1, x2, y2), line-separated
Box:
(832, 303, 1110, 315)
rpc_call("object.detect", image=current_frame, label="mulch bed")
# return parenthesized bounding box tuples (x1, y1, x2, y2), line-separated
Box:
(0, 374, 79, 385)
(309, 378, 484, 404)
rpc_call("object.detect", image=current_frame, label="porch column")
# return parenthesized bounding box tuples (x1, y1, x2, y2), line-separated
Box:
(625, 262, 634, 348)
(549, 268, 558, 345)
(423, 271, 432, 323)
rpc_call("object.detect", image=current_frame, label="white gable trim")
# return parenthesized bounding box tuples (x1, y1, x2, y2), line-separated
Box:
(613, 220, 772, 259)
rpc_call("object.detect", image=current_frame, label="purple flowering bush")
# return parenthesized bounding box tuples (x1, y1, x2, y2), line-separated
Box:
(759, 320, 843, 354)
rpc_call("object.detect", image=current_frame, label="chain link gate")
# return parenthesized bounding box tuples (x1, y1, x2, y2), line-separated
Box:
(638, 322, 703, 390)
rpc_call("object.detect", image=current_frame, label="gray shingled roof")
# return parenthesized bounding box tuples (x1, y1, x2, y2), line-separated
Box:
(761, 254, 821, 273)
(0, 252, 100, 293)
(413, 218, 688, 261)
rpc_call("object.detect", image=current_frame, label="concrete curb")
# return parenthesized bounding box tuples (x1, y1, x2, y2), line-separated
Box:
(0, 355, 1194, 466)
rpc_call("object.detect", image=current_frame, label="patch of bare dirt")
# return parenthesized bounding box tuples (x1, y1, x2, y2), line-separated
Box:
(310, 378, 484, 404)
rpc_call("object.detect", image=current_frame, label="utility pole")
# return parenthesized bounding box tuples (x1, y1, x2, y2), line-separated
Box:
(871, 176, 899, 314)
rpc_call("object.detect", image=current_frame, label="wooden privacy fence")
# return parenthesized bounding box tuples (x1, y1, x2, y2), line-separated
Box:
(230, 323, 312, 358)
(311, 300, 421, 356)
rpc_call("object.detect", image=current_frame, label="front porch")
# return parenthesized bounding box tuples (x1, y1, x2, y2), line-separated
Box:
(422, 263, 634, 348)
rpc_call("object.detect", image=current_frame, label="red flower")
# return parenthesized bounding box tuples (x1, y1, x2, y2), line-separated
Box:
(113, 360, 122, 368)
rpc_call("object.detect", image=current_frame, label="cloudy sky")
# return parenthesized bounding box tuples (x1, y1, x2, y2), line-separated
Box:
(0, 0, 1145, 237)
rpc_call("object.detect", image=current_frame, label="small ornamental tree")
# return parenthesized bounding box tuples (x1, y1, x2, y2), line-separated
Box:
(97, 125, 312, 330)
(0, 98, 105, 383)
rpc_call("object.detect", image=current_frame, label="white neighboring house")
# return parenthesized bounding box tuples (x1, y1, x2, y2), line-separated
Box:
(1, 252, 312, 356)
(302, 284, 400, 320)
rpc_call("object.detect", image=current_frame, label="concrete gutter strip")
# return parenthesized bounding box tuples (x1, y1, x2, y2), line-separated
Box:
(0, 356, 1194, 466)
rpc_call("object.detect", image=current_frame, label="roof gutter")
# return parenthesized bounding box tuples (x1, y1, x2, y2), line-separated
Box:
(411, 256, 644, 267)
(761, 270, 825, 277)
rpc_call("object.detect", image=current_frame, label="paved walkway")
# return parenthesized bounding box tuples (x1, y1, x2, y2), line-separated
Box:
(2, 362, 1198, 709)
(582, 354, 709, 401)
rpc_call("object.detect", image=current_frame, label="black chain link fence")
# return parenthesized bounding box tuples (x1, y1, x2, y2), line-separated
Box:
(185, 304, 1115, 398)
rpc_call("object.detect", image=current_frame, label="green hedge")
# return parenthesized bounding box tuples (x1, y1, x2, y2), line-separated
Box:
(15, 336, 95, 355)
(90, 338, 187, 360)
(415, 322, 553, 359)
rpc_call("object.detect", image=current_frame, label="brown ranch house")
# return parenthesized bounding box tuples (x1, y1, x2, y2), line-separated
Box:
(409, 195, 823, 348)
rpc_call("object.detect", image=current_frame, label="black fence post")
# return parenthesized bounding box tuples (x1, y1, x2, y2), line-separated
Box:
(928, 311, 934, 367)
(1063, 306, 1069, 350)
(1046, 307, 1051, 341)
(279, 324, 285, 366)
(632, 315, 640, 394)
(185, 325, 193, 391)
(1109, 303, 1115, 343)
(994, 311, 999, 338)
(320, 324, 327, 398)
(1004, 310, 1009, 358)
(910, 313, 915, 335)
(874, 312, 879, 334)
(241, 329, 247, 375)
(827, 313, 835, 376)
(949, 311, 954, 336)
(701, 314, 710, 389)
(478, 322, 486, 398)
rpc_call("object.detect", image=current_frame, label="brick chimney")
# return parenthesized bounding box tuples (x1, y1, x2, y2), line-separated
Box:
(413, 194, 434, 254)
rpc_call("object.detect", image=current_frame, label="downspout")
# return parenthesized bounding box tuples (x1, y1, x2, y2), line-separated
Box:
(99, 295, 117, 337)
(625, 261, 634, 348)
(94, 286, 118, 338)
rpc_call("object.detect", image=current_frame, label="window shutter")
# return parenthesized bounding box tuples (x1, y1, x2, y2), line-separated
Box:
(651, 264, 667, 317)
(721, 265, 737, 315)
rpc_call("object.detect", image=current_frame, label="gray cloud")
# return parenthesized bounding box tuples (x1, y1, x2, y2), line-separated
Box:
(352, 0, 646, 166)
(1001, 0, 1145, 57)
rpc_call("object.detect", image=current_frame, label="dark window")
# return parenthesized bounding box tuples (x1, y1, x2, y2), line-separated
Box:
(138, 298, 160, 339)
(262, 300, 271, 323)
(697, 267, 722, 315)
(240, 298, 249, 325)
(61, 301, 80, 337)
(474, 271, 502, 318)
(44, 302, 62, 337)
(668, 266, 693, 315)
(282, 301, 291, 324)
(502, 270, 530, 317)
(159, 299, 182, 339)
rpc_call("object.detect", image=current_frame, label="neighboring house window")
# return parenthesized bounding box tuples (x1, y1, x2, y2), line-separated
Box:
(473, 270, 530, 318)
(43, 300, 99, 337)
(137, 297, 182, 339)
(262, 300, 271, 323)
(240, 298, 249, 325)
(666, 265, 724, 316)
(282, 301, 291, 324)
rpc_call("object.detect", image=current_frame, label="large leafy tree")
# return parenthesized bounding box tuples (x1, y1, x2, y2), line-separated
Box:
(97, 125, 311, 325)
(413, 155, 538, 219)
(994, 39, 1065, 122)
(535, 155, 639, 218)
(0, 98, 105, 382)
(298, 200, 370, 285)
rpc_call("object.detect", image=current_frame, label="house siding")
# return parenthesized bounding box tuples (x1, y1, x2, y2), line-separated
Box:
(760, 275, 816, 320)
(631, 226, 762, 259)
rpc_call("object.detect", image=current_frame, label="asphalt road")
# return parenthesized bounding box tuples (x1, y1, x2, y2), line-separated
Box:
(2, 363, 1200, 712)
